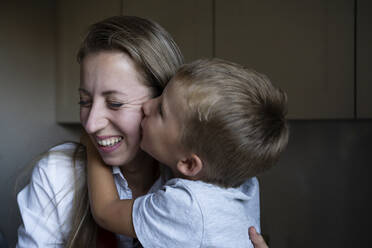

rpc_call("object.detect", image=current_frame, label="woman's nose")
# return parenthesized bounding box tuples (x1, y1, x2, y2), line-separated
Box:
(84, 103, 109, 134)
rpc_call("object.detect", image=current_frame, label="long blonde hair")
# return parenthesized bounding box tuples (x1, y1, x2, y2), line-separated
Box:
(66, 16, 183, 247)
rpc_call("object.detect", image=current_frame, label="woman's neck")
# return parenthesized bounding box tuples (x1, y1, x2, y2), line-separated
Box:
(119, 150, 159, 198)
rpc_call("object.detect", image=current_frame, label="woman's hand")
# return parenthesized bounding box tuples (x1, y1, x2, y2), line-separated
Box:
(249, 227, 269, 248)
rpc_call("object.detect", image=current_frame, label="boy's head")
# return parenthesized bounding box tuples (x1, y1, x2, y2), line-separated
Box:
(141, 58, 289, 188)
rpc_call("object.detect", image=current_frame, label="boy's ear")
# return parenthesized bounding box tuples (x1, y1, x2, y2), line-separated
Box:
(176, 153, 203, 177)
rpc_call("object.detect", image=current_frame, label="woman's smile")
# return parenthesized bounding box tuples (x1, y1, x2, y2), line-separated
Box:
(80, 51, 154, 166)
(95, 135, 124, 153)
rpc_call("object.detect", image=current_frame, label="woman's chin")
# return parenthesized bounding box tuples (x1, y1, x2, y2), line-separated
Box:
(99, 153, 125, 167)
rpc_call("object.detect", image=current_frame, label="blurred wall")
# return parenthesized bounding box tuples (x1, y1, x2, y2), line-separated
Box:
(259, 120, 372, 247)
(0, 1, 81, 246)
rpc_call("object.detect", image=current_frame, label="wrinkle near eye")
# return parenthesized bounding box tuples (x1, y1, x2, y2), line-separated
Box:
(112, 95, 151, 110)
(127, 94, 154, 106)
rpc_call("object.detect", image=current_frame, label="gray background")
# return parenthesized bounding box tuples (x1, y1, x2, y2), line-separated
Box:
(0, 0, 371, 247)
(0, 1, 81, 246)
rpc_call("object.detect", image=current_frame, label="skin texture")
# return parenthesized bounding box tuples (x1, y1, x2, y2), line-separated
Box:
(79, 51, 154, 167)
(85, 79, 204, 239)
(83, 133, 137, 238)
(249, 227, 269, 248)
(79, 50, 159, 198)
(79, 49, 267, 248)
(141, 80, 204, 179)
(141, 81, 187, 172)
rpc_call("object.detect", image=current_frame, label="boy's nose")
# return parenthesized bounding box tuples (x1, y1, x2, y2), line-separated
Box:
(142, 98, 153, 116)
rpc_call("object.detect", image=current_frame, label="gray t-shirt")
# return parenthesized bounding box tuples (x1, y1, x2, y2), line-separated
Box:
(133, 177, 260, 248)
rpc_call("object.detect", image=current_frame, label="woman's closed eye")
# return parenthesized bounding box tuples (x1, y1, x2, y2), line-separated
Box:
(78, 99, 92, 108)
(107, 101, 124, 109)
(78, 100, 124, 109)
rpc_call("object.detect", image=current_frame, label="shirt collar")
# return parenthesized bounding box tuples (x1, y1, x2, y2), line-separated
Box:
(111, 166, 165, 194)
(112, 166, 122, 175)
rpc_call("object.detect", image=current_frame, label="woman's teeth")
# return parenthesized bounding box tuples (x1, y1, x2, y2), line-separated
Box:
(97, 137, 123, 147)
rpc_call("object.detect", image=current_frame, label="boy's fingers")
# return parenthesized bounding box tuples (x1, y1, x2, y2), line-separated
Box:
(248, 227, 268, 248)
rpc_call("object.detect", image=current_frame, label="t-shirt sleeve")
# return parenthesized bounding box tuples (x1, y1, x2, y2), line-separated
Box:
(132, 180, 203, 248)
(244, 177, 261, 234)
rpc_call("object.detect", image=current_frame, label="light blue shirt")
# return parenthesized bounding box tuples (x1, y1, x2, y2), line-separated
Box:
(133, 177, 260, 248)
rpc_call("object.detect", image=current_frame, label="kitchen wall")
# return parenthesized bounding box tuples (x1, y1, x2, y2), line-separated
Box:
(0, 0, 370, 247)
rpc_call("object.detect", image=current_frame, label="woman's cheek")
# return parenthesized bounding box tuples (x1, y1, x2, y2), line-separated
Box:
(119, 111, 144, 140)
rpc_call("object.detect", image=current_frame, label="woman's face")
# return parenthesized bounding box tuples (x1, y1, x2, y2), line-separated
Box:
(79, 51, 155, 166)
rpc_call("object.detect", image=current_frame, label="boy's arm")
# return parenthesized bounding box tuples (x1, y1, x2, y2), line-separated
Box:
(82, 135, 137, 238)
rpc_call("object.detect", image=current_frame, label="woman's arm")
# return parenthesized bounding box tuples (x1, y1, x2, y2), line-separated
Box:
(249, 227, 269, 248)
(83, 137, 137, 238)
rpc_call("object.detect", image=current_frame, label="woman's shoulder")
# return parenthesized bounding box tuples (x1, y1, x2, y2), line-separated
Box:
(49, 141, 79, 151)
(48, 141, 83, 158)
(36, 142, 84, 169)
(17, 142, 85, 244)
(30, 142, 85, 190)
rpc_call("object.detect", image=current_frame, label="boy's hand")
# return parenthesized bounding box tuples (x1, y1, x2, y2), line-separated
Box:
(80, 131, 102, 167)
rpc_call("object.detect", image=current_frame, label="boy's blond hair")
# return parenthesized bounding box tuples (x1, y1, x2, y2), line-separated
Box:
(172, 58, 289, 188)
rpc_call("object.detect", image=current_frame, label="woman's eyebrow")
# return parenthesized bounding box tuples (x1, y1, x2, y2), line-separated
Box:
(102, 90, 127, 97)
(78, 88, 90, 95)
(78, 89, 127, 97)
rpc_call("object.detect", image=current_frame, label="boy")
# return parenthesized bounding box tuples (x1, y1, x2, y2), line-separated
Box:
(86, 58, 289, 247)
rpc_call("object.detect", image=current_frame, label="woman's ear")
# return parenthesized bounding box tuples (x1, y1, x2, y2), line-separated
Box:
(176, 153, 203, 177)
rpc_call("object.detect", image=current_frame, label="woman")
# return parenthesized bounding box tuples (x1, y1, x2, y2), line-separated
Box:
(17, 15, 183, 248)
(17, 16, 267, 247)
